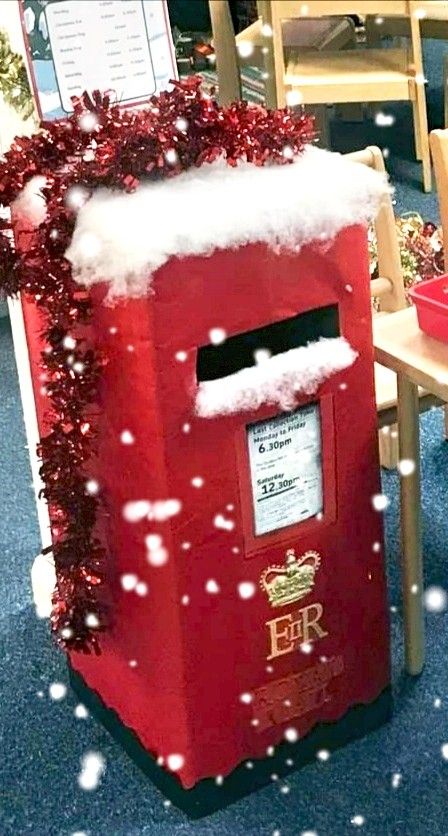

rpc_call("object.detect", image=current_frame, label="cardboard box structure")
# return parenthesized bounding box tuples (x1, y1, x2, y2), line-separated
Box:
(18, 148, 391, 814)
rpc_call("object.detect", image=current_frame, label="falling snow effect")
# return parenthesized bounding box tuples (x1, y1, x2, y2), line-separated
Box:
(49, 682, 67, 701)
(238, 581, 256, 600)
(78, 751, 106, 791)
(214, 513, 235, 531)
(424, 586, 448, 613)
(372, 494, 389, 512)
(205, 579, 220, 594)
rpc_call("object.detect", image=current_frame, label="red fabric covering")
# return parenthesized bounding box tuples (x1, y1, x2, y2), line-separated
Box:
(21, 224, 390, 788)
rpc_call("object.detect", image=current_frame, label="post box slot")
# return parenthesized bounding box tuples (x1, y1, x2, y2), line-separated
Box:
(196, 304, 339, 382)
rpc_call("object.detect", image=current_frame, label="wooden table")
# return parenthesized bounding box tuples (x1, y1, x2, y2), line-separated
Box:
(374, 306, 448, 675)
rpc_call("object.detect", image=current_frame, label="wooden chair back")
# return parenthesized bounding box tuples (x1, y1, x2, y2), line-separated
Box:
(345, 146, 406, 311)
(267, 1, 424, 107)
(430, 129, 448, 272)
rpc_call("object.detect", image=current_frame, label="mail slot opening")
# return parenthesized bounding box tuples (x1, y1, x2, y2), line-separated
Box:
(196, 304, 340, 382)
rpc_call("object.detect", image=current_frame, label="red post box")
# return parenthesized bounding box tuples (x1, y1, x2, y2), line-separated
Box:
(18, 148, 391, 815)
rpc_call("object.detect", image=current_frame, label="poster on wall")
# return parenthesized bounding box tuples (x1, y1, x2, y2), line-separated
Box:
(19, 0, 177, 121)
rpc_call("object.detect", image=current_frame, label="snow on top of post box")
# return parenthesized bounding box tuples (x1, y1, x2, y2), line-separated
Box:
(25, 146, 389, 300)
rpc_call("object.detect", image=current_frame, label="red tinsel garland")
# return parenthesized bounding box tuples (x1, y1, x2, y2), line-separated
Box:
(0, 77, 315, 653)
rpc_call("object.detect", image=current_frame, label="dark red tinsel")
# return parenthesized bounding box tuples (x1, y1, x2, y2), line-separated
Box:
(0, 77, 315, 653)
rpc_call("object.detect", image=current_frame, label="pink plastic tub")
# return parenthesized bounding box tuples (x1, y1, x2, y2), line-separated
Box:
(409, 274, 448, 343)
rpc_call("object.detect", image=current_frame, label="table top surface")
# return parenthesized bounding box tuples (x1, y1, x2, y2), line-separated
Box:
(373, 306, 448, 402)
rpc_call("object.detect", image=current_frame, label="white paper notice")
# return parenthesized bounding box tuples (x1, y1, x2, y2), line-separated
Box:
(44, 0, 170, 113)
(247, 405, 323, 536)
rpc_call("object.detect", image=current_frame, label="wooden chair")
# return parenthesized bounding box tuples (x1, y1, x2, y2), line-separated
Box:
(209, 0, 356, 143)
(366, 2, 448, 128)
(430, 129, 448, 273)
(346, 146, 444, 465)
(267, 1, 431, 192)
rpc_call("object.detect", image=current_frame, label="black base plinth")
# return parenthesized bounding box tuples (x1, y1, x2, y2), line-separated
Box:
(69, 665, 392, 819)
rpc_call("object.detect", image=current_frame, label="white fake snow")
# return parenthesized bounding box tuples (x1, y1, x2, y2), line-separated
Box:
(64, 147, 390, 299)
(12, 175, 47, 226)
(196, 337, 357, 417)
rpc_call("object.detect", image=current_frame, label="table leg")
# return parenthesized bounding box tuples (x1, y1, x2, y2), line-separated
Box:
(396, 374, 424, 675)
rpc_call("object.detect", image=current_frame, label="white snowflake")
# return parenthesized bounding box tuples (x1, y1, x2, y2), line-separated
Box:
(214, 513, 235, 531)
(135, 581, 148, 596)
(316, 749, 330, 762)
(351, 815, 365, 827)
(66, 186, 89, 210)
(145, 534, 168, 567)
(238, 582, 256, 600)
(166, 753, 184, 772)
(78, 751, 106, 791)
(175, 117, 188, 132)
(424, 586, 448, 613)
(375, 112, 395, 127)
(49, 682, 67, 701)
(209, 327, 227, 345)
(240, 692, 253, 704)
(120, 430, 135, 445)
(85, 613, 100, 628)
(237, 41, 254, 58)
(398, 458, 416, 477)
(165, 149, 178, 165)
(191, 476, 204, 488)
(74, 704, 89, 719)
(206, 579, 220, 594)
(391, 772, 402, 789)
(78, 112, 99, 132)
(372, 493, 389, 512)
(284, 727, 298, 743)
(121, 573, 138, 591)
(85, 479, 99, 495)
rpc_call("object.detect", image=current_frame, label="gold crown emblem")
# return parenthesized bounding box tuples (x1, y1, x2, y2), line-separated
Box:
(260, 549, 321, 608)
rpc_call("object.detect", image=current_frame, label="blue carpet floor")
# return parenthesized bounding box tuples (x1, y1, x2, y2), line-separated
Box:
(3, 37, 448, 836)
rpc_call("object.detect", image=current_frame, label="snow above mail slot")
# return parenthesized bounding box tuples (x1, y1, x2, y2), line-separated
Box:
(15, 146, 390, 300)
(195, 336, 357, 417)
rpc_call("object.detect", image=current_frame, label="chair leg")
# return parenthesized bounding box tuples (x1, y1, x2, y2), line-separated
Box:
(414, 84, 432, 192)
(378, 425, 399, 470)
(412, 99, 422, 161)
(397, 374, 424, 676)
(443, 404, 448, 439)
(444, 54, 448, 129)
